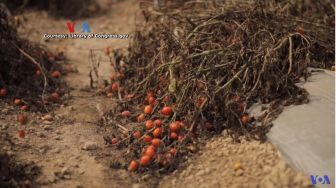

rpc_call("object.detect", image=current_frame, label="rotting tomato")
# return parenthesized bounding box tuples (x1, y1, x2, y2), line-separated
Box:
(121, 110, 131, 117)
(112, 138, 119, 145)
(144, 105, 153, 114)
(36, 70, 41, 76)
(163, 95, 170, 103)
(128, 160, 138, 171)
(50, 92, 60, 102)
(18, 129, 26, 138)
(20, 105, 29, 111)
(205, 122, 215, 131)
(133, 131, 141, 139)
(198, 96, 206, 107)
(170, 148, 177, 156)
(18, 114, 28, 125)
(0, 88, 8, 97)
(145, 120, 154, 130)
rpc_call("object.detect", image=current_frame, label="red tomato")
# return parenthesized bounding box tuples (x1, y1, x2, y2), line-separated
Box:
(145, 120, 154, 130)
(52, 70, 61, 78)
(153, 128, 163, 138)
(137, 113, 146, 122)
(112, 83, 119, 91)
(154, 119, 163, 127)
(145, 147, 156, 159)
(144, 105, 153, 114)
(143, 135, 152, 143)
(128, 160, 138, 171)
(140, 155, 151, 166)
(151, 138, 162, 148)
(147, 96, 156, 105)
(169, 122, 181, 132)
(170, 132, 178, 140)
(161, 106, 173, 116)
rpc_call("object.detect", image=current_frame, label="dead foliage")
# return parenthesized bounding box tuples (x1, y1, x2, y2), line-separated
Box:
(97, 0, 334, 174)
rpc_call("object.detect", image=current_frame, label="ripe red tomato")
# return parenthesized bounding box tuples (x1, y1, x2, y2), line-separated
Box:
(144, 105, 153, 114)
(151, 138, 162, 148)
(52, 70, 61, 78)
(147, 96, 156, 105)
(153, 128, 163, 138)
(170, 132, 178, 140)
(143, 135, 152, 143)
(161, 106, 173, 116)
(128, 160, 138, 171)
(137, 113, 146, 122)
(169, 122, 181, 132)
(145, 120, 154, 130)
(140, 155, 151, 166)
(112, 83, 119, 91)
(145, 147, 156, 159)
(154, 119, 163, 127)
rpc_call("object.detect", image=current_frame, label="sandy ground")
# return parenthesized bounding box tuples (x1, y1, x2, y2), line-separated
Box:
(0, 0, 315, 187)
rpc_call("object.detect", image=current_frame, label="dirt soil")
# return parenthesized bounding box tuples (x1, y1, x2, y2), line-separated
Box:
(0, 0, 312, 187)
